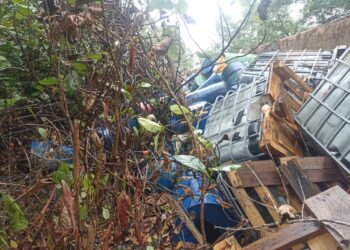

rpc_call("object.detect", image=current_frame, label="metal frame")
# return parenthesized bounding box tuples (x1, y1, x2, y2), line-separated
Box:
(296, 48, 350, 173)
(205, 49, 336, 164)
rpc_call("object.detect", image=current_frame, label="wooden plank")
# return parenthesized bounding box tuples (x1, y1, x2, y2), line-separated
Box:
(254, 187, 280, 222)
(241, 222, 324, 250)
(213, 235, 241, 250)
(307, 232, 340, 250)
(280, 159, 320, 200)
(305, 185, 350, 247)
(227, 172, 270, 238)
(273, 61, 313, 93)
(227, 157, 343, 188)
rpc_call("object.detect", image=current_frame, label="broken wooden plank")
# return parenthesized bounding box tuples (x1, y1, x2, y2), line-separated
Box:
(254, 186, 280, 222)
(213, 235, 242, 250)
(280, 159, 320, 200)
(226, 157, 343, 188)
(241, 222, 324, 250)
(272, 61, 313, 93)
(305, 185, 350, 248)
(226, 172, 270, 238)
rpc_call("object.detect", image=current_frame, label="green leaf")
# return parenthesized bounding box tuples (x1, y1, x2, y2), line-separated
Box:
(102, 207, 110, 220)
(0, 55, 9, 69)
(72, 62, 87, 73)
(68, 0, 76, 4)
(211, 164, 241, 172)
(138, 117, 163, 133)
(37, 127, 48, 139)
(170, 104, 190, 115)
(83, 174, 94, 196)
(87, 53, 102, 60)
(52, 162, 73, 186)
(121, 88, 132, 100)
(15, 4, 33, 20)
(5, 95, 22, 107)
(39, 77, 57, 86)
(64, 71, 81, 96)
(0, 230, 8, 249)
(173, 155, 207, 174)
(154, 131, 161, 152)
(79, 204, 88, 220)
(2, 194, 28, 232)
(197, 135, 212, 150)
(141, 82, 151, 88)
(101, 174, 109, 185)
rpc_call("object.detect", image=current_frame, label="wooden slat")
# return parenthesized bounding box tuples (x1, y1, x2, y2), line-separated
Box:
(226, 172, 270, 238)
(213, 235, 241, 250)
(305, 185, 350, 247)
(307, 233, 340, 250)
(227, 157, 343, 188)
(280, 159, 320, 200)
(241, 222, 324, 250)
(254, 187, 280, 222)
(272, 61, 313, 93)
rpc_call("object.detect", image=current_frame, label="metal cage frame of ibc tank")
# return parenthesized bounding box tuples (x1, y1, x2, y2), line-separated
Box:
(204, 78, 270, 163)
(295, 47, 350, 175)
(238, 49, 337, 87)
(204, 48, 339, 164)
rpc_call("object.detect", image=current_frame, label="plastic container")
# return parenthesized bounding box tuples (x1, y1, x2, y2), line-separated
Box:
(174, 172, 239, 243)
(197, 73, 222, 90)
(31, 140, 74, 164)
(200, 58, 214, 78)
(186, 81, 228, 105)
(295, 48, 350, 174)
(221, 61, 245, 88)
(204, 49, 337, 163)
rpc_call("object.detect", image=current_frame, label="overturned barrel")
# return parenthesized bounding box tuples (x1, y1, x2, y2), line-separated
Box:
(221, 61, 245, 88)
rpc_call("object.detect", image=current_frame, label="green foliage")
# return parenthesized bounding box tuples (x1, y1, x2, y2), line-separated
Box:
(52, 162, 74, 186)
(210, 0, 303, 53)
(79, 204, 88, 220)
(37, 127, 48, 139)
(2, 194, 28, 232)
(138, 117, 163, 133)
(300, 0, 350, 25)
(170, 104, 190, 115)
(173, 155, 208, 175)
(0, 229, 8, 249)
(39, 77, 57, 86)
(102, 207, 110, 220)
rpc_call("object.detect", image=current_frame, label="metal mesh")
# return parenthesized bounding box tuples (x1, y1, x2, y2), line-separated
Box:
(296, 48, 350, 174)
(204, 49, 337, 164)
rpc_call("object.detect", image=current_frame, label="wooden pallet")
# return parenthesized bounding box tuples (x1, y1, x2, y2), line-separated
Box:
(214, 156, 349, 250)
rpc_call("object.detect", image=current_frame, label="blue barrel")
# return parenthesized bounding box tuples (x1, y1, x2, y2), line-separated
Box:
(186, 81, 228, 105)
(174, 172, 239, 243)
(222, 61, 245, 88)
(200, 58, 214, 78)
(190, 102, 212, 132)
(169, 115, 188, 134)
(197, 73, 222, 90)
